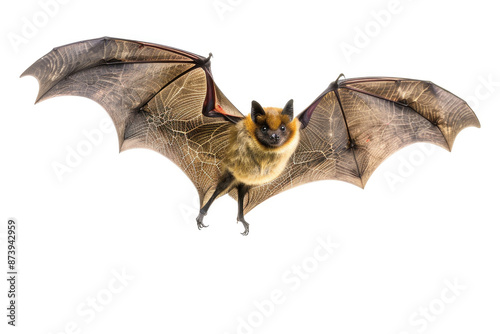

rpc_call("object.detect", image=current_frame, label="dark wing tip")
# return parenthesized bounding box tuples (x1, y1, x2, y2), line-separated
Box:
(19, 68, 29, 79)
(445, 108, 481, 152)
(469, 106, 481, 129)
(20, 63, 45, 104)
(20, 60, 38, 79)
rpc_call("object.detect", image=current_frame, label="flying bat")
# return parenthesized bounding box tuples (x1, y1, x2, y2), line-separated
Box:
(22, 37, 480, 235)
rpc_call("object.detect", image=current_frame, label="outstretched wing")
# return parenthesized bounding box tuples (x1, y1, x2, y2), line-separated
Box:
(236, 75, 480, 214)
(22, 37, 244, 206)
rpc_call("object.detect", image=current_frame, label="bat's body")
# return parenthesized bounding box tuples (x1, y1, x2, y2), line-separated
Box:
(22, 37, 480, 235)
(225, 105, 300, 186)
(198, 103, 300, 234)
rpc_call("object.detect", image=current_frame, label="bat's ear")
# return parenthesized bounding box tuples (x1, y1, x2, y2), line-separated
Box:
(282, 99, 294, 120)
(251, 100, 266, 123)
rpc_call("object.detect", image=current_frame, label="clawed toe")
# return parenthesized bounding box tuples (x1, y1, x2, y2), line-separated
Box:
(198, 222, 209, 229)
(196, 213, 209, 230)
(238, 219, 250, 236)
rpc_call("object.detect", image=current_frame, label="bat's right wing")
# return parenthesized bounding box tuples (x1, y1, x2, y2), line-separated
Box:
(22, 37, 244, 207)
(237, 75, 480, 214)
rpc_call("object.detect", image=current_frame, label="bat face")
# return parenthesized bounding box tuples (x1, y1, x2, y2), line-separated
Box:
(251, 100, 295, 148)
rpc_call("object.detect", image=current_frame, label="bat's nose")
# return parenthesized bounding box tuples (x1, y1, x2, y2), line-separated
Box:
(270, 133, 280, 142)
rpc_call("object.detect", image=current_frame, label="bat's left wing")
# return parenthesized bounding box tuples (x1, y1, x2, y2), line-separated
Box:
(22, 37, 244, 207)
(234, 75, 480, 214)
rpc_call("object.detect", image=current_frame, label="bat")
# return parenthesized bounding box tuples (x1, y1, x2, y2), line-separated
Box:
(22, 37, 480, 235)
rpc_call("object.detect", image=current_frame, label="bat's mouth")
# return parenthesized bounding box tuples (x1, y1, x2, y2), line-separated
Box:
(266, 134, 284, 147)
(264, 139, 285, 148)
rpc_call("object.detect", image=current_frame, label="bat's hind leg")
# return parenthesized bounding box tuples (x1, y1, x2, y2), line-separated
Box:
(237, 184, 251, 236)
(196, 172, 235, 230)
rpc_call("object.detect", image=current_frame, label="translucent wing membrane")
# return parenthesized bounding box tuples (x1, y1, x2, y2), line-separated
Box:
(235, 76, 480, 213)
(22, 37, 244, 206)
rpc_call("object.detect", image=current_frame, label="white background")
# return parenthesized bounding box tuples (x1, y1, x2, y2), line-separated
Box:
(1, 0, 499, 333)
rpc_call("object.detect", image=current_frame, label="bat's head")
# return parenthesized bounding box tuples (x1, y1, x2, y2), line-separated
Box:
(250, 100, 297, 148)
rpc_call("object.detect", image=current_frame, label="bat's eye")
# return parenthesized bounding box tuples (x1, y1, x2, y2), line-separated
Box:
(261, 125, 268, 132)
(280, 125, 286, 131)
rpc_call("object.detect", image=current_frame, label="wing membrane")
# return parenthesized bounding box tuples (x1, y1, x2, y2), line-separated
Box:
(22, 37, 244, 206)
(235, 76, 479, 213)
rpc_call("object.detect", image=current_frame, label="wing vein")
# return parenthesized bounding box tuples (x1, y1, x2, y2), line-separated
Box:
(333, 86, 364, 187)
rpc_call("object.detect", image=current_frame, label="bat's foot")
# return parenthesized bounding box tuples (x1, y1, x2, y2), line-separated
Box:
(237, 218, 250, 236)
(196, 212, 209, 230)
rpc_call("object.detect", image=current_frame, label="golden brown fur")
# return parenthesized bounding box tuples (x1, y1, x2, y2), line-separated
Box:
(223, 107, 300, 186)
